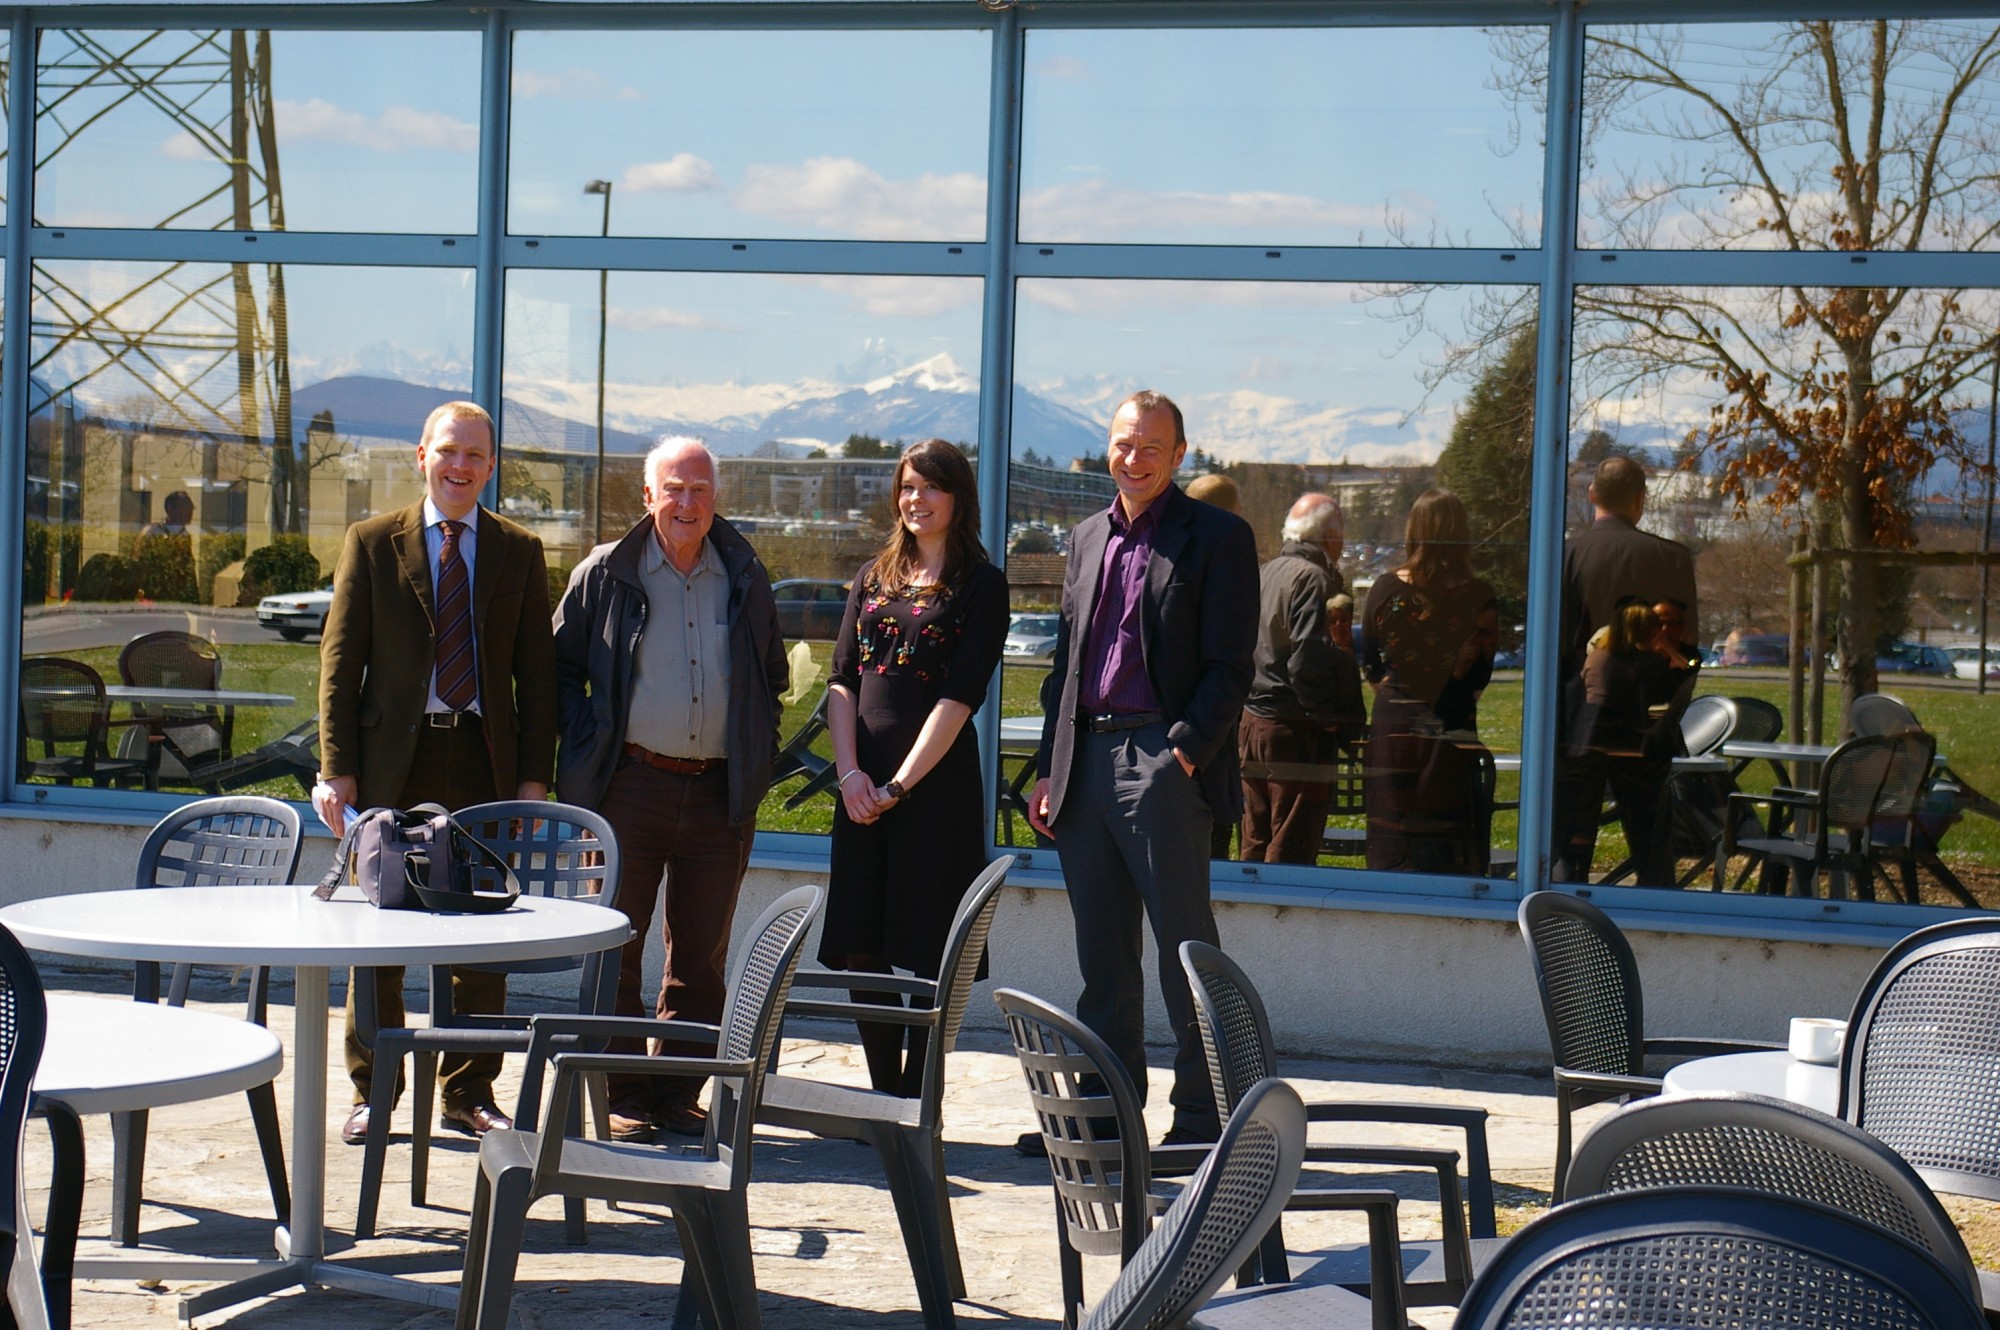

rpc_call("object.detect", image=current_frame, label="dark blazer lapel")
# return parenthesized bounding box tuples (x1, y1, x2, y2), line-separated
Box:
(1070, 512, 1113, 637)
(472, 506, 503, 636)
(1143, 488, 1194, 665)
(392, 503, 436, 628)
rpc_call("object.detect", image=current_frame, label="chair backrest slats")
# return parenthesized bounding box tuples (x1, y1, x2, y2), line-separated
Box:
(713, 886, 821, 1163)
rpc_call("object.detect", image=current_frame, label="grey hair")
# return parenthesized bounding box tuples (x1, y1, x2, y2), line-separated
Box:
(645, 435, 717, 493)
(1282, 493, 1343, 544)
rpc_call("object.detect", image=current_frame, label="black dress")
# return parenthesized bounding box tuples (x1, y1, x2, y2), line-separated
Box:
(823, 559, 1008, 976)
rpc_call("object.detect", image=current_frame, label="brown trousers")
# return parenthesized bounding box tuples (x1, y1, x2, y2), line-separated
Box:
(596, 759, 753, 1115)
(1238, 712, 1339, 865)
(342, 717, 507, 1110)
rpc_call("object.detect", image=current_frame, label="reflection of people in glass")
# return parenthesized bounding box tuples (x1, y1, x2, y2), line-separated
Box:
(1361, 489, 1499, 875)
(824, 439, 1008, 1095)
(135, 490, 197, 603)
(1239, 493, 1363, 865)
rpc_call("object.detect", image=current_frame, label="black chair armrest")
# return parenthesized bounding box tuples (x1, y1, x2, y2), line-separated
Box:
(1303, 1101, 1494, 1236)
(1556, 1066, 1664, 1099)
(517, 1013, 723, 1125)
(1285, 1187, 1408, 1330)
(782, 998, 937, 1028)
(788, 968, 939, 1001)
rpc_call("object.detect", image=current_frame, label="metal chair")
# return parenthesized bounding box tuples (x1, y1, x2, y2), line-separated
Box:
(1454, 1187, 1987, 1330)
(760, 854, 1012, 1330)
(354, 800, 620, 1241)
(1515, 890, 1776, 1200)
(1072, 1077, 1376, 1330)
(0, 921, 58, 1330)
(18, 657, 145, 788)
(1320, 739, 1368, 862)
(454, 885, 822, 1330)
(769, 690, 839, 809)
(1566, 1091, 1980, 1304)
(995, 987, 1406, 1330)
(1718, 733, 1894, 897)
(1180, 939, 1488, 1313)
(117, 797, 299, 1247)
(116, 630, 234, 782)
(186, 717, 320, 798)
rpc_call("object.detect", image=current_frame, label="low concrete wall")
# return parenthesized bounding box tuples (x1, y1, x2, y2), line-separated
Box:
(0, 818, 1886, 1076)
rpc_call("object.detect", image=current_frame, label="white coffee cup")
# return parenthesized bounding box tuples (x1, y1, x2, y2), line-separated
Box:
(1789, 1016, 1847, 1065)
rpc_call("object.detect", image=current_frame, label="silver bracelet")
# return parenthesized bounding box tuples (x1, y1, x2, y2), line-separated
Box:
(838, 770, 866, 788)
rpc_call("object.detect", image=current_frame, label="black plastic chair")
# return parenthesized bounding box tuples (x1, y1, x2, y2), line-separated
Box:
(116, 630, 234, 783)
(18, 657, 145, 788)
(455, 885, 822, 1330)
(770, 690, 839, 809)
(1566, 1091, 1980, 1303)
(354, 800, 620, 1241)
(0, 921, 59, 1330)
(1866, 730, 1981, 907)
(1515, 890, 1776, 1200)
(190, 717, 320, 798)
(1180, 939, 1488, 1313)
(1718, 733, 1894, 897)
(1454, 1187, 1987, 1330)
(760, 854, 1012, 1330)
(1072, 1077, 1376, 1330)
(118, 797, 298, 1247)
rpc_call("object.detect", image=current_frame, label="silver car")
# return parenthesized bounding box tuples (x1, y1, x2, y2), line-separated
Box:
(1004, 613, 1059, 662)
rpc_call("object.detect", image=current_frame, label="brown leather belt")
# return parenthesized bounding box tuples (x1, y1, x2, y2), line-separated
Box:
(624, 743, 721, 775)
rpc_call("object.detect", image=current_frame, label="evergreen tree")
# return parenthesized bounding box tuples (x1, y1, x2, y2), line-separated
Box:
(1435, 324, 1538, 617)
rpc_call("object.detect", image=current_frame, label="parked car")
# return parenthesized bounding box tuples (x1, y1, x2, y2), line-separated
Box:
(771, 578, 850, 641)
(256, 587, 333, 641)
(1004, 612, 1060, 663)
(1715, 632, 1790, 668)
(1876, 640, 1953, 677)
(1944, 645, 2000, 681)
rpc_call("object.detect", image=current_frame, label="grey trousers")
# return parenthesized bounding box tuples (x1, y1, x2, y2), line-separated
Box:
(1054, 722, 1222, 1131)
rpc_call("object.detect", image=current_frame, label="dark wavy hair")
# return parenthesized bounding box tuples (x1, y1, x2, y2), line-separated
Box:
(1401, 488, 1476, 588)
(869, 439, 988, 592)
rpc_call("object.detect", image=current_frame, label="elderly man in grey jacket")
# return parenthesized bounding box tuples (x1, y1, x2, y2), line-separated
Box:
(553, 436, 787, 1143)
(1239, 492, 1364, 864)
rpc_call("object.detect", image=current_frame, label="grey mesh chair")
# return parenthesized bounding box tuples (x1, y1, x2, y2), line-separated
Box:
(354, 800, 620, 1241)
(1072, 1077, 1376, 1330)
(1454, 1187, 1987, 1330)
(1866, 730, 1981, 907)
(1181, 939, 1491, 1311)
(118, 797, 299, 1247)
(760, 854, 1012, 1330)
(995, 988, 1405, 1330)
(1719, 733, 1894, 897)
(1516, 890, 1775, 1200)
(454, 885, 821, 1330)
(1566, 1092, 1980, 1304)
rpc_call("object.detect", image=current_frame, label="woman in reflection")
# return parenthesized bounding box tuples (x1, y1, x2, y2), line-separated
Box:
(823, 439, 1008, 1095)
(1361, 488, 1501, 875)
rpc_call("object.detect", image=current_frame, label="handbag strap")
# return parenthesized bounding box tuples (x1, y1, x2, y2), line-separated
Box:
(311, 805, 396, 901)
(441, 813, 523, 904)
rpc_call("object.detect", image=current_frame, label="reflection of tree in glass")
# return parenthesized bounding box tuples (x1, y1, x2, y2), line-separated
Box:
(1436, 324, 1537, 625)
(1496, 20, 2000, 717)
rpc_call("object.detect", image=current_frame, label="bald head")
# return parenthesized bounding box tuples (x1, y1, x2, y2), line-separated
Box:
(1283, 492, 1344, 562)
(1590, 455, 1646, 521)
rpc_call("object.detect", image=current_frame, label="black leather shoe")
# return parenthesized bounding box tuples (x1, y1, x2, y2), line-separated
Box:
(1160, 1120, 1220, 1148)
(609, 1112, 656, 1144)
(1015, 1130, 1048, 1158)
(341, 1105, 371, 1146)
(653, 1102, 709, 1139)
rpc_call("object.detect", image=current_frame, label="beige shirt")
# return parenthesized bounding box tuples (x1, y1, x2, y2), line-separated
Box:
(624, 534, 731, 760)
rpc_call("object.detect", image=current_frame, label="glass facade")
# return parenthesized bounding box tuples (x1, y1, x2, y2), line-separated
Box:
(8, 7, 1999, 935)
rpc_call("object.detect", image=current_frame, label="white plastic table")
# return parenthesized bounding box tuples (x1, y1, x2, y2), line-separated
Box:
(0, 885, 630, 1320)
(1659, 1049, 1839, 1115)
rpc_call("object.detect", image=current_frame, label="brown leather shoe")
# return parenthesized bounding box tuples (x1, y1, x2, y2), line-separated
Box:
(653, 1101, 709, 1138)
(341, 1105, 371, 1146)
(439, 1103, 513, 1136)
(608, 1112, 656, 1144)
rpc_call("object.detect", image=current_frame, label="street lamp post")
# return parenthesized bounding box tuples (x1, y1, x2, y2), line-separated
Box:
(584, 178, 613, 544)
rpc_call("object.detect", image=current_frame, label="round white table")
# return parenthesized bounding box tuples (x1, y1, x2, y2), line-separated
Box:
(37, 994, 283, 1116)
(1660, 1050, 1840, 1115)
(1, 885, 630, 1319)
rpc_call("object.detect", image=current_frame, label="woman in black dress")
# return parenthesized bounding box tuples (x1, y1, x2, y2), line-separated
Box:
(825, 438, 1008, 1094)
(1361, 488, 1500, 875)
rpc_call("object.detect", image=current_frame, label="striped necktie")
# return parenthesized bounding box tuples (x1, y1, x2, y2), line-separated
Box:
(434, 519, 476, 711)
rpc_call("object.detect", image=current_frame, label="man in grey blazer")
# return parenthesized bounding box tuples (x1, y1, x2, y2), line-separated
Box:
(1026, 390, 1260, 1149)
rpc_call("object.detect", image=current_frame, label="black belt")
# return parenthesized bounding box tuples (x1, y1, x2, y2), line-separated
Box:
(1081, 711, 1165, 734)
(425, 711, 482, 729)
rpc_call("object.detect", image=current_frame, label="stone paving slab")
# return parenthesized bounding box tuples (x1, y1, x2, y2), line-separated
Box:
(24, 963, 1568, 1329)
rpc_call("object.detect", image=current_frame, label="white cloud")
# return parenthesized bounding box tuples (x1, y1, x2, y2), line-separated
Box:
(1021, 179, 1385, 242)
(774, 274, 983, 320)
(622, 153, 721, 194)
(734, 157, 985, 240)
(1037, 54, 1089, 82)
(608, 306, 722, 332)
(272, 99, 476, 154)
(513, 68, 646, 103)
(159, 132, 209, 162)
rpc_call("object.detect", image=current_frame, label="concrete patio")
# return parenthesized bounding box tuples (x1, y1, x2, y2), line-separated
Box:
(22, 956, 1580, 1329)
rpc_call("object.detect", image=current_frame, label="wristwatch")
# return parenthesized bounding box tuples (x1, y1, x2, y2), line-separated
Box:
(884, 779, 907, 801)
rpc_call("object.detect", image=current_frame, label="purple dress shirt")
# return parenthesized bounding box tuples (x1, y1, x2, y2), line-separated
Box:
(1081, 490, 1169, 714)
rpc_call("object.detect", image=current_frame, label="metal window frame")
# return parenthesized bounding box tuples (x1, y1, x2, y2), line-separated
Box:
(0, 0, 1990, 939)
